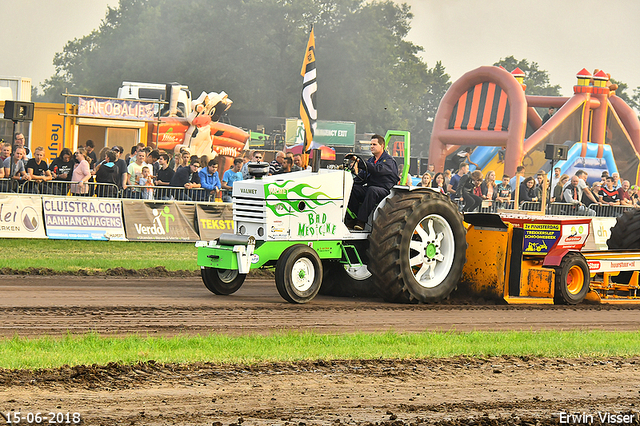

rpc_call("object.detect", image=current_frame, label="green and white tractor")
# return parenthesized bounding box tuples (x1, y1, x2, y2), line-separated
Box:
(196, 131, 467, 303)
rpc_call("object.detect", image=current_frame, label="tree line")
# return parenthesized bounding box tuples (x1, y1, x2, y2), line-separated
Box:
(35, 0, 640, 156)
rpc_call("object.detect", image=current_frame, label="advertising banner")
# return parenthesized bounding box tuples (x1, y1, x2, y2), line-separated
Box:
(196, 203, 234, 241)
(123, 201, 199, 241)
(286, 119, 356, 147)
(522, 222, 561, 254)
(78, 97, 155, 121)
(0, 195, 46, 239)
(43, 197, 126, 240)
(588, 217, 617, 251)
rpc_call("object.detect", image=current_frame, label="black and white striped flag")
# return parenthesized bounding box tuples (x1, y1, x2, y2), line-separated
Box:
(299, 26, 317, 153)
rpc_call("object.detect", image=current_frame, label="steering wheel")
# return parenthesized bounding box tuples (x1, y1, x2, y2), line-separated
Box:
(343, 153, 368, 176)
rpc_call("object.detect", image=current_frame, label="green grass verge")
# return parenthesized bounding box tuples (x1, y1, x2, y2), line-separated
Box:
(2, 330, 640, 370)
(0, 238, 197, 272)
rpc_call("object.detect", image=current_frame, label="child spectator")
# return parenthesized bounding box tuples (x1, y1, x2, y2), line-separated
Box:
(139, 166, 154, 200)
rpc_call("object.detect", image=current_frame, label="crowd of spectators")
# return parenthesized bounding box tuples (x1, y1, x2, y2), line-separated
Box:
(3, 132, 639, 217)
(1, 134, 311, 203)
(416, 161, 640, 215)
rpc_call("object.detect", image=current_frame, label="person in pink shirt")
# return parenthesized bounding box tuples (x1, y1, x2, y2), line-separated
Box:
(71, 147, 92, 195)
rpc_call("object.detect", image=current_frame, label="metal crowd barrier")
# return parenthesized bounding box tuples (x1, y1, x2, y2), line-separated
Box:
(0, 178, 17, 193)
(6, 179, 213, 202)
(454, 195, 638, 218)
(455, 197, 517, 213)
(120, 185, 210, 201)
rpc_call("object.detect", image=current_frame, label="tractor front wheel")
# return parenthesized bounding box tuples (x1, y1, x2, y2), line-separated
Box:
(275, 245, 323, 304)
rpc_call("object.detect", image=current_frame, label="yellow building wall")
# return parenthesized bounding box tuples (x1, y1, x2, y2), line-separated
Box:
(2, 101, 152, 163)
(30, 102, 75, 162)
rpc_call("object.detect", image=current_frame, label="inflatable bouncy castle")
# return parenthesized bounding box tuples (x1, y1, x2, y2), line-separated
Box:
(429, 66, 640, 185)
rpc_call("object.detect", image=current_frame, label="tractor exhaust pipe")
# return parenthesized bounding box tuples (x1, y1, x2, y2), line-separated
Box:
(311, 148, 321, 172)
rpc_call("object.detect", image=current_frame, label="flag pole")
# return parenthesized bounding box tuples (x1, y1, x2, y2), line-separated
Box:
(299, 25, 317, 170)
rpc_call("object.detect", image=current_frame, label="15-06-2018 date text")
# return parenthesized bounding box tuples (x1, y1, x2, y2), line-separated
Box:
(3, 412, 81, 424)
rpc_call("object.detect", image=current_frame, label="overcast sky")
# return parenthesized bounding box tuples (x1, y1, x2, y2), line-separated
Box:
(2, 0, 639, 98)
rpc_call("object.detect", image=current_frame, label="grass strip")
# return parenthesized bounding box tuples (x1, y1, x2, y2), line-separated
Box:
(1, 330, 639, 370)
(0, 238, 197, 272)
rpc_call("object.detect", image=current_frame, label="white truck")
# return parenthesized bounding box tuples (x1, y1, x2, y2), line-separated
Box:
(117, 81, 191, 117)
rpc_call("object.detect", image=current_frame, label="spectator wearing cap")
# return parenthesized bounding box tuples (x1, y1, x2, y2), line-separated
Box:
(170, 158, 201, 200)
(241, 151, 263, 179)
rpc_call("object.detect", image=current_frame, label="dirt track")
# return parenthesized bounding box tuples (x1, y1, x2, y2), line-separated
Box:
(1, 276, 640, 425)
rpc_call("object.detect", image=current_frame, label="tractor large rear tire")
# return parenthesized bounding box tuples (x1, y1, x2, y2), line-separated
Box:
(607, 209, 640, 249)
(606, 209, 640, 284)
(368, 189, 467, 303)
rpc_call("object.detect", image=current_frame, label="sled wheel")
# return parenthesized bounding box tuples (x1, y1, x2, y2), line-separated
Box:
(201, 267, 246, 295)
(554, 253, 590, 305)
(368, 189, 466, 303)
(275, 245, 323, 304)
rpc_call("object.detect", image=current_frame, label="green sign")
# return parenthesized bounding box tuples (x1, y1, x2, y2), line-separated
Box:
(285, 119, 356, 147)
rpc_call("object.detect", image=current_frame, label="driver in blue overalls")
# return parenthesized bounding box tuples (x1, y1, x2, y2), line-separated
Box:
(346, 134, 399, 231)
